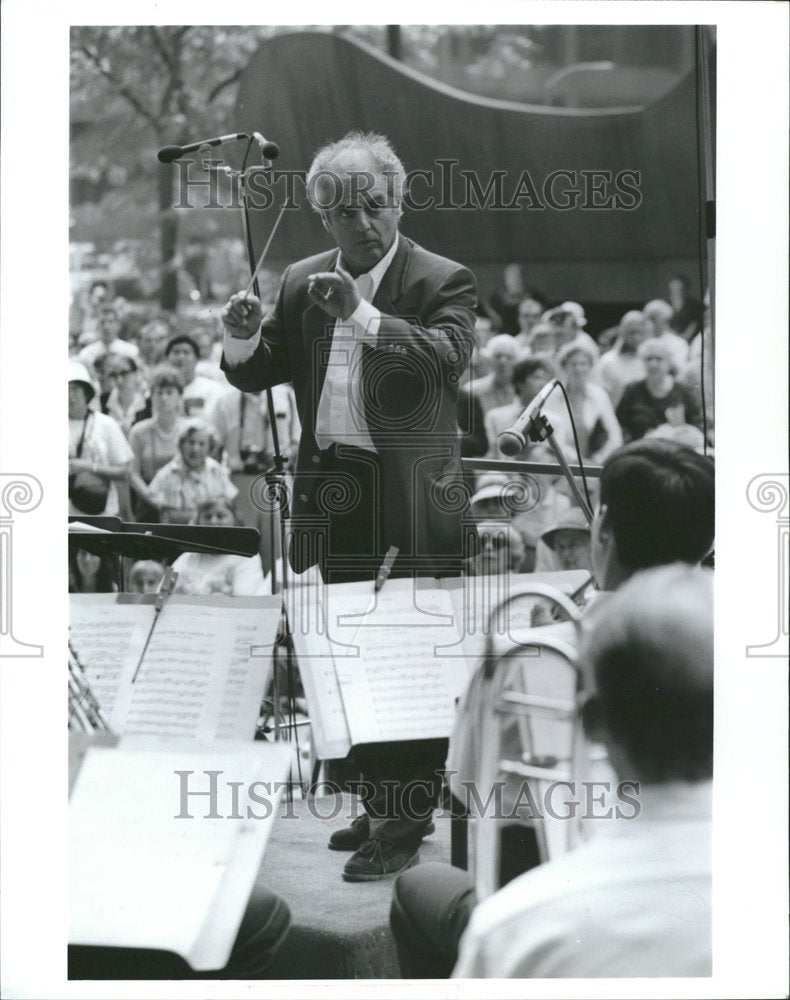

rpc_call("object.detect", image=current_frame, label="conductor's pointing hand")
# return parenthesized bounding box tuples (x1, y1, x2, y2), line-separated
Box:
(308, 266, 361, 320)
(221, 292, 263, 340)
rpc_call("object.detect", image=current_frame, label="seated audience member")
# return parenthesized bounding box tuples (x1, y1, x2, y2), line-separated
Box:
(69, 362, 133, 519)
(680, 288, 714, 439)
(556, 342, 623, 463)
(668, 273, 702, 341)
(102, 356, 148, 437)
(521, 321, 556, 358)
(643, 298, 690, 371)
(390, 439, 715, 978)
(78, 303, 139, 369)
(543, 302, 600, 359)
(165, 334, 225, 421)
(484, 357, 561, 460)
(534, 507, 592, 573)
(211, 384, 300, 475)
(469, 471, 571, 574)
(171, 500, 266, 596)
(147, 419, 237, 525)
(127, 559, 166, 594)
(465, 334, 519, 416)
(512, 297, 544, 350)
(453, 563, 713, 978)
(470, 520, 526, 577)
(593, 310, 649, 407)
(128, 365, 188, 522)
(616, 338, 703, 442)
(69, 548, 119, 594)
(138, 317, 170, 368)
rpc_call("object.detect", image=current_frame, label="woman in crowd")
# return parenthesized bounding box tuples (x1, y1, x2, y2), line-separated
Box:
(556, 341, 622, 464)
(68, 361, 133, 519)
(69, 548, 118, 594)
(616, 338, 703, 442)
(102, 356, 148, 437)
(128, 365, 188, 521)
(171, 499, 266, 596)
(147, 419, 237, 524)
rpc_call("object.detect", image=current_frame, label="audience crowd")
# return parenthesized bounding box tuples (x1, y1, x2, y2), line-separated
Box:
(68, 268, 710, 595)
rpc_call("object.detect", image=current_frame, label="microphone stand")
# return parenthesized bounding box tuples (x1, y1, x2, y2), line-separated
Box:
(527, 413, 595, 525)
(236, 138, 304, 792)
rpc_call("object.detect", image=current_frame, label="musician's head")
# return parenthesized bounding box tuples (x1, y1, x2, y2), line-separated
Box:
(591, 439, 714, 591)
(579, 564, 713, 784)
(307, 131, 405, 275)
(512, 357, 555, 406)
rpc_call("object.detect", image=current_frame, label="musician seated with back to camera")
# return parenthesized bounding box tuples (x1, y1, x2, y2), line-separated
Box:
(390, 438, 715, 977)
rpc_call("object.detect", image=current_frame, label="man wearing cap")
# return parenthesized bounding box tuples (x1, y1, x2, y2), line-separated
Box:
(68, 361, 133, 518)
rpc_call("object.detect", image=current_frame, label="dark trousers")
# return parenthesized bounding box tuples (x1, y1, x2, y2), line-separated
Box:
(390, 862, 476, 978)
(69, 888, 290, 980)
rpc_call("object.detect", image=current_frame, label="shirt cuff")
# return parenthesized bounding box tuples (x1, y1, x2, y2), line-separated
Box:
(223, 328, 261, 366)
(349, 299, 381, 343)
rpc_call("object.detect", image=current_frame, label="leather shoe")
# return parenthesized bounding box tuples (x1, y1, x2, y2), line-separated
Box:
(328, 815, 436, 852)
(342, 839, 419, 882)
(328, 813, 370, 852)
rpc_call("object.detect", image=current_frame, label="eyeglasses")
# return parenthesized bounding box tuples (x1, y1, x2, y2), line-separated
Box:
(109, 370, 134, 379)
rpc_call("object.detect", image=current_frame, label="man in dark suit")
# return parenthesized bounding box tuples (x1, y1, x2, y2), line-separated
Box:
(221, 131, 478, 880)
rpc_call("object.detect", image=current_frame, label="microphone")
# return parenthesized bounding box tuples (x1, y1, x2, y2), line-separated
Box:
(251, 133, 280, 160)
(157, 132, 250, 163)
(497, 378, 559, 457)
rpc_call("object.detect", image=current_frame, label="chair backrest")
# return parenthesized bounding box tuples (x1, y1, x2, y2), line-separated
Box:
(455, 583, 586, 901)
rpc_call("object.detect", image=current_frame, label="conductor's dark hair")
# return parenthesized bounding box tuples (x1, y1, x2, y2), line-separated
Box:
(600, 440, 714, 569)
(580, 564, 713, 783)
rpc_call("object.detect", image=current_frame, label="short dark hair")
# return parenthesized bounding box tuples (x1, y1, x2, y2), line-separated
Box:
(512, 357, 554, 389)
(600, 440, 714, 570)
(581, 564, 713, 783)
(165, 334, 200, 359)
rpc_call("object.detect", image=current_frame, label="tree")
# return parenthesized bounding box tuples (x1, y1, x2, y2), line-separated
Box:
(71, 26, 279, 309)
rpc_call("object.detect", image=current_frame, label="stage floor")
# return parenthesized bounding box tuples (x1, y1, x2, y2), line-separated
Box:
(258, 793, 454, 979)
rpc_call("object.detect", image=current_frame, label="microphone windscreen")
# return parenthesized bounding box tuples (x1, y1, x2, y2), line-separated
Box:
(498, 430, 525, 458)
(157, 145, 183, 164)
(261, 141, 280, 159)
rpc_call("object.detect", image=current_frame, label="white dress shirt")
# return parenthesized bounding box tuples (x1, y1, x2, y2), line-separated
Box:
(224, 237, 398, 454)
(453, 780, 712, 979)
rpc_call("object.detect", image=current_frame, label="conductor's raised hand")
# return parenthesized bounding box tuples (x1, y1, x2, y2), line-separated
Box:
(307, 266, 361, 320)
(221, 292, 263, 340)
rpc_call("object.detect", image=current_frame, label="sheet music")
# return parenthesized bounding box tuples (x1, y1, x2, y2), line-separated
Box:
(70, 742, 291, 970)
(69, 595, 153, 720)
(288, 581, 353, 760)
(69, 595, 279, 744)
(330, 586, 469, 745)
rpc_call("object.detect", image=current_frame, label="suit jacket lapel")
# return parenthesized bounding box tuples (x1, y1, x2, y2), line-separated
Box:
(372, 233, 410, 316)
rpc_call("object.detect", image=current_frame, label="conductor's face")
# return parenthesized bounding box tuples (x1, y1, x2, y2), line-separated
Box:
(319, 165, 400, 276)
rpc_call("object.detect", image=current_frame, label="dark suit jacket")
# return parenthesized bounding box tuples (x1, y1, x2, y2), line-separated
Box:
(222, 234, 478, 573)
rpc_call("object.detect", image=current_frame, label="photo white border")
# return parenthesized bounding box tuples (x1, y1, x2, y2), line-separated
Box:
(0, 2, 787, 998)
